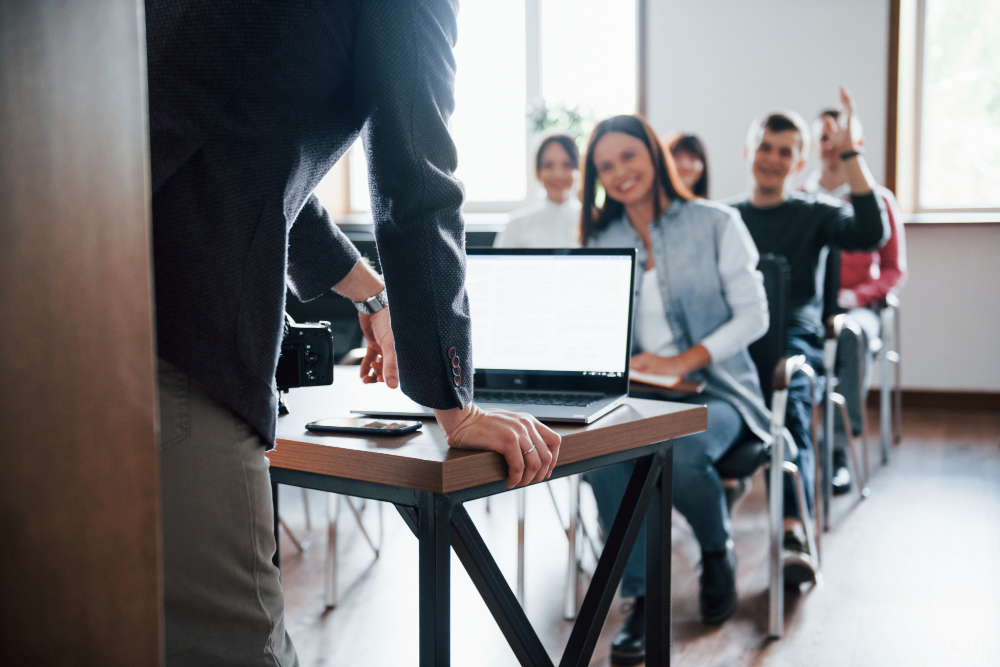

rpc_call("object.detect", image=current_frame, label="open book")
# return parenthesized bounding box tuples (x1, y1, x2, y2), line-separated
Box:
(629, 371, 681, 388)
(630, 371, 707, 394)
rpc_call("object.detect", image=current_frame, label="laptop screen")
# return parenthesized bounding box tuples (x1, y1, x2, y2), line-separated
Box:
(466, 248, 636, 393)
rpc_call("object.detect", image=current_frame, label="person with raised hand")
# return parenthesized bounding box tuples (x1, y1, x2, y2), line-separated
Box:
(801, 101, 907, 495)
(729, 86, 889, 588)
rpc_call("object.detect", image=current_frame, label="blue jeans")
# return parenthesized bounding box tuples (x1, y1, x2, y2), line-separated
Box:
(584, 395, 746, 598)
(783, 327, 823, 519)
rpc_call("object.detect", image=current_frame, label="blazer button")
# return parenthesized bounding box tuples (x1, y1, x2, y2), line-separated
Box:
(454, 376, 462, 387)
(451, 355, 460, 368)
(448, 346, 457, 359)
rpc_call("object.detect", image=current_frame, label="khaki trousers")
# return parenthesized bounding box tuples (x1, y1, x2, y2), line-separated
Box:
(159, 360, 298, 666)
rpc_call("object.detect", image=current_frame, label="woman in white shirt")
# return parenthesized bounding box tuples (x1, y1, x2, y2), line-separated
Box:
(494, 134, 581, 248)
(582, 115, 770, 660)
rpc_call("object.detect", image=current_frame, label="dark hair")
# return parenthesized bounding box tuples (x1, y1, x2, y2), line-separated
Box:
(535, 134, 579, 175)
(818, 108, 840, 121)
(668, 133, 710, 198)
(581, 116, 691, 244)
(746, 110, 810, 155)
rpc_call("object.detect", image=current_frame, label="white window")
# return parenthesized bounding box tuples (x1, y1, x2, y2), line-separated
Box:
(316, 0, 638, 216)
(899, 0, 1000, 214)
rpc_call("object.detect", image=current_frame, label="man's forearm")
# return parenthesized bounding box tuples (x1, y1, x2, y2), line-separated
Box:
(843, 154, 876, 195)
(331, 259, 384, 302)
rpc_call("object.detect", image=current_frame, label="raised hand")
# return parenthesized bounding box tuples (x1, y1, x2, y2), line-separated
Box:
(831, 85, 861, 153)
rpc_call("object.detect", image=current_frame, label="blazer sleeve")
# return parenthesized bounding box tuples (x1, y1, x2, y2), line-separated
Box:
(352, 0, 471, 410)
(286, 195, 361, 302)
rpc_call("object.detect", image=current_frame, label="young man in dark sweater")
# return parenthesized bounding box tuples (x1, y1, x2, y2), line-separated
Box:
(729, 87, 889, 585)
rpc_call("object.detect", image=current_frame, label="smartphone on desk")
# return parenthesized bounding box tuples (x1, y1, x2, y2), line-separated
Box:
(305, 417, 423, 436)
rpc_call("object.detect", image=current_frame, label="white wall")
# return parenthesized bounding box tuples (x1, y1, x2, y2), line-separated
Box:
(646, 0, 1000, 391)
(647, 0, 888, 200)
(898, 224, 1000, 391)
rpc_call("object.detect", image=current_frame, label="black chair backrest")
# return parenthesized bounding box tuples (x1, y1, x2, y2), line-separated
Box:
(749, 254, 790, 407)
(822, 244, 843, 324)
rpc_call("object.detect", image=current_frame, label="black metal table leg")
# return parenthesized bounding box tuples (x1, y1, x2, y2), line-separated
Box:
(418, 491, 451, 666)
(273, 439, 678, 665)
(559, 449, 667, 667)
(271, 480, 280, 569)
(451, 504, 555, 667)
(645, 447, 672, 666)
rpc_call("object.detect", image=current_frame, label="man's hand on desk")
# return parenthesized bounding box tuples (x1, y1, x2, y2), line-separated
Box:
(435, 404, 562, 489)
(358, 308, 398, 387)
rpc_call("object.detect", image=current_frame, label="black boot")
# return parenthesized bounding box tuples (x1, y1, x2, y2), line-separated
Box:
(610, 596, 645, 665)
(700, 541, 737, 624)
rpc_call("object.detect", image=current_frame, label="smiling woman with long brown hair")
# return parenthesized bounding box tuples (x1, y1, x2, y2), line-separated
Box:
(579, 115, 771, 664)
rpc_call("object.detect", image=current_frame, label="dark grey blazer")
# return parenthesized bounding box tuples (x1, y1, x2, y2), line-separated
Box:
(147, 0, 472, 444)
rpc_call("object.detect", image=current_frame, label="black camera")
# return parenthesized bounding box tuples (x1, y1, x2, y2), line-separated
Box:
(276, 314, 334, 393)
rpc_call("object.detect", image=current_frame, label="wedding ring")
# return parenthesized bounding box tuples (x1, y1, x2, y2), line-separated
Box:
(522, 444, 536, 456)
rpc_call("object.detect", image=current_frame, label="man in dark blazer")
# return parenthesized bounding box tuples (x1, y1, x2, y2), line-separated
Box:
(147, 1, 561, 663)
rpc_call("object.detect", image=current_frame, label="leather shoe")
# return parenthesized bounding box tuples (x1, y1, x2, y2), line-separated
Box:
(700, 540, 738, 624)
(610, 596, 645, 666)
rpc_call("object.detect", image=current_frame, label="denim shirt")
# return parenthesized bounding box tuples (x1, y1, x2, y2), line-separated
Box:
(587, 198, 776, 443)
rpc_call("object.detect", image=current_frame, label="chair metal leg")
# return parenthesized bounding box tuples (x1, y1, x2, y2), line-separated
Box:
(880, 341, 892, 465)
(324, 493, 340, 609)
(783, 461, 820, 570)
(832, 393, 871, 498)
(892, 303, 904, 446)
(516, 487, 526, 606)
(563, 474, 581, 620)
(324, 495, 382, 610)
(822, 336, 838, 533)
(345, 496, 382, 556)
(768, 389, 788, 638)
(278, 487, 314, 553)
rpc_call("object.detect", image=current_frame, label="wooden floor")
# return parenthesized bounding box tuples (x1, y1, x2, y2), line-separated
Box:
(276, 407, 1000, 666)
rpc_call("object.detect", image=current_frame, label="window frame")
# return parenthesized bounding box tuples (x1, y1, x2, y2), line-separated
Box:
(894, 0, 1000, 217)
(339, 0, 642, 217)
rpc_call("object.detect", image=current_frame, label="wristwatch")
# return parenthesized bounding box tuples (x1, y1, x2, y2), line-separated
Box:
(840, 148, 864, 161)
(353, 289, 388, 315)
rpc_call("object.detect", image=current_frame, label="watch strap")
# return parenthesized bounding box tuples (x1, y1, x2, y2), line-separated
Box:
(353, 289, 388, 315)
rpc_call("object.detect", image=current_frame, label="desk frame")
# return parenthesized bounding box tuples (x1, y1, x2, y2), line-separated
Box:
(271, 440, 674, 667)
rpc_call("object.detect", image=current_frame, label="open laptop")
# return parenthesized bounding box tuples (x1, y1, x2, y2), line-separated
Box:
(353, 248, 637, 424)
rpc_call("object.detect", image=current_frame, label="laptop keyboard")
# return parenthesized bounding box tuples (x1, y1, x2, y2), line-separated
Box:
(474, 390, 601, 408)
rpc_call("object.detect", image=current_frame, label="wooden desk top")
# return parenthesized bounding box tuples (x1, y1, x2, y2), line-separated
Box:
(267, 367, 706, 494)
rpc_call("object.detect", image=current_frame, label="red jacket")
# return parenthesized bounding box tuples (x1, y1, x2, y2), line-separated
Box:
(840, 186, 907, 307)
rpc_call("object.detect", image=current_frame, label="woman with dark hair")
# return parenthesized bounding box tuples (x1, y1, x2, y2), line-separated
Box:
(581, 116, 770, 663)
(668, 132, 710, 198)
(494, 134, 581, 247)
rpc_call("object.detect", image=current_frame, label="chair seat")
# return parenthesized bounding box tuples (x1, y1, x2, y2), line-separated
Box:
(715, 438, 768, 480)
